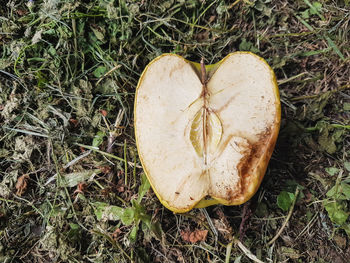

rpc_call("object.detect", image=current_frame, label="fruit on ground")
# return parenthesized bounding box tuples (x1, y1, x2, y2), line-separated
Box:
(134, 52, 281, 213)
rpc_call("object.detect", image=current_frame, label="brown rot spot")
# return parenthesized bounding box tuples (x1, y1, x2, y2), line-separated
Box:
(236, 127, 272, 194)
(190, 196, 194, 200)
(175, 192, 180, 195)
(224, 180, 243, 202)
(225, 188, 235, 200)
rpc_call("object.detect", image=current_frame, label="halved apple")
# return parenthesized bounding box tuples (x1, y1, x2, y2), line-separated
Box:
(134, 52, 281, 213)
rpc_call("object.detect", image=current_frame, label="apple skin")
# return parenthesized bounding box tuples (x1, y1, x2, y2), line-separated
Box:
(134, 52, 281, 213)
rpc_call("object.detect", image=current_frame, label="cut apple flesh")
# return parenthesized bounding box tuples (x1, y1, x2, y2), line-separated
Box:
(135, 52, 280, 213)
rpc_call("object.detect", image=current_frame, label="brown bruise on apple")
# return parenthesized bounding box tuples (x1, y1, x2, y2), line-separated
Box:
(214, 128, 273, 202)
(135, 53, 280, 212)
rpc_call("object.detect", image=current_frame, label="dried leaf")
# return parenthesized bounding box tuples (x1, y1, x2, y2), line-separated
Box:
(195, 31, 209, 42)
(214, 208, 233, 241)
(69, 118, 79, 127)
(92, 202, 124, 222)
(62, 169, 100, 187)
(32, 29, 43, 44)
(16, 174, 29, 196)
(90, 24, 106, 42)
(181, 229, 208, 243)
(100, 109, 108, 117)
(73, 182, 87, 195)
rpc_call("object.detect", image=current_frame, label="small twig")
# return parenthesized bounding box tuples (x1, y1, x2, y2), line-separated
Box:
(295, 212, 318, 241)
(268, 188, 299, 245)
(124, 139, 128, 186)
(291, 84, 350, 101)
(239, 200, 252, 240)
(45, 150, 92, 185)
(4, 127, 50, 138)
(305, 123, 350, 131)
(64, 150, 92, 169)
(107, 109, 124, 153)
(96, 64, 122, 86)
(0, 197, 20, 204)
(230, 237, 265, 263)
(225, 241, 233, 263)
(200, 208, 218, 244)
(228, 0, 242, 9)
(75, 143, 125, 162)
(277, 72, 308, 85)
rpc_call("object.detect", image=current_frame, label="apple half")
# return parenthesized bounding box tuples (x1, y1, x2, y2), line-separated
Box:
(134, 52, 281, 213)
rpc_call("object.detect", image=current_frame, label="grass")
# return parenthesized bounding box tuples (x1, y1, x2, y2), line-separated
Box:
(0, 0, 350, 262)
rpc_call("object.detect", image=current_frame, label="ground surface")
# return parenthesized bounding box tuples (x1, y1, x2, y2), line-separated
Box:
(0, 0, 350, 262)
